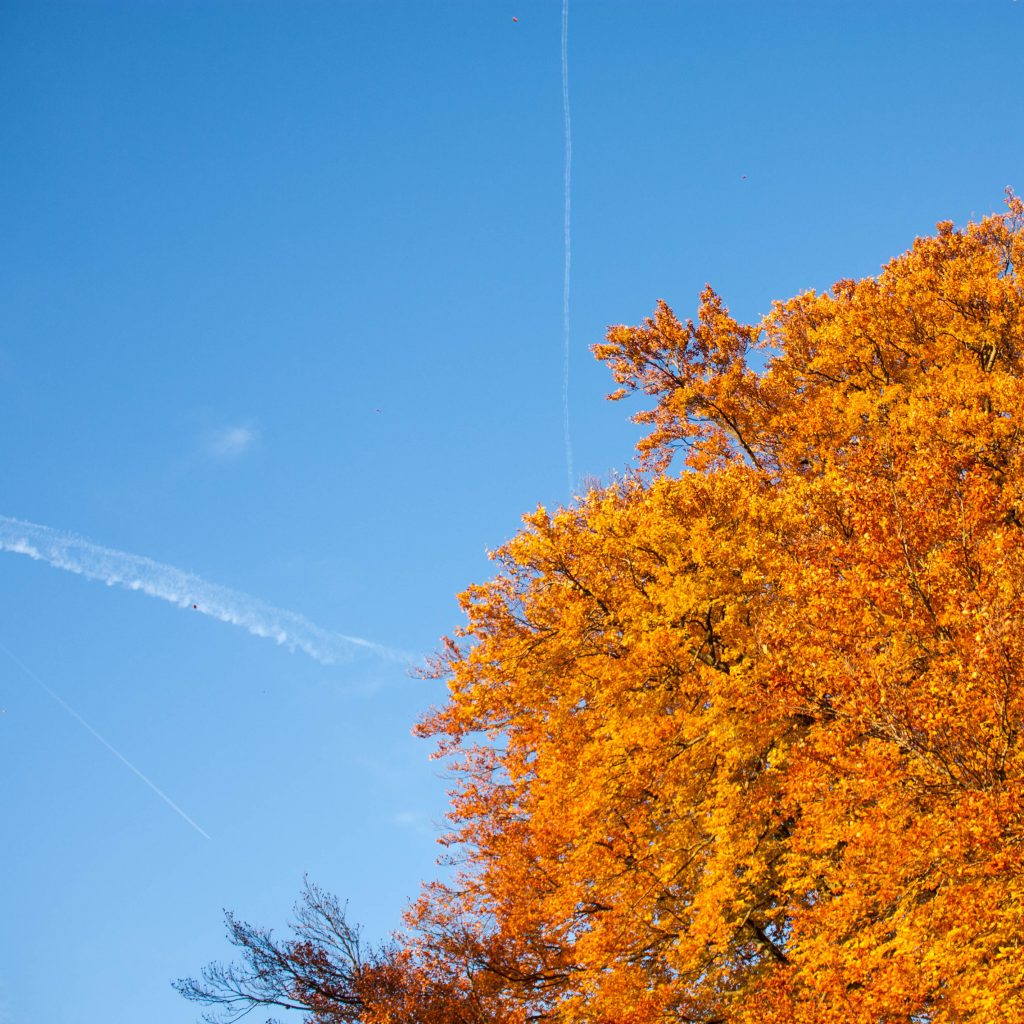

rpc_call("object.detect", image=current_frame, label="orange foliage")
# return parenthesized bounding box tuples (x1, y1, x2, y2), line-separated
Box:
(413, 193, 1024, 1023)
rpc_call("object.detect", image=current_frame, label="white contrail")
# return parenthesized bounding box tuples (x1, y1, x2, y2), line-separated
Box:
(0, 639, 211, 840)
(0, 514, 409, 666)
(561, 0, 574, 498)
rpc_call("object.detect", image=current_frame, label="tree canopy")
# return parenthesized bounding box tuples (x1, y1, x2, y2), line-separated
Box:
(181, 194, 1024, 1024)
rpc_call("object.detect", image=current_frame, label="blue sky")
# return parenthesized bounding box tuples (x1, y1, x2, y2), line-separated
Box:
(1, 1, 1022, 1021)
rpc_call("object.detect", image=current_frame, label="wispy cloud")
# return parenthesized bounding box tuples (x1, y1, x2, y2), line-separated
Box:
(207, 422, 258, 459)
(391, 809, 436, 837)
(393, 810, 428, 826)
(0, 514, 412, 666)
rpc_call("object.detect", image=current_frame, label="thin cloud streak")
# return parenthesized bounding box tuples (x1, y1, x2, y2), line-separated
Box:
(0, 514, 410, 666)
(0, 639, 211, 840)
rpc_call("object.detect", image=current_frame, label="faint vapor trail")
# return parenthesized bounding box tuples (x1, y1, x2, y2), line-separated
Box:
(0, 515, 409, 666)
(561, 0, 574, 498)
(0, 640, 211, 840)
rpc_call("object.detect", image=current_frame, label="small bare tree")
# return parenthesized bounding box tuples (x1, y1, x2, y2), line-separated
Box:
(175, 879, 376, 1024)
(177, 879, 515, 1024)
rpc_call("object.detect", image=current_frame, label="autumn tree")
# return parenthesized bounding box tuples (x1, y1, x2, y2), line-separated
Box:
(182, 194, 1024, 1023)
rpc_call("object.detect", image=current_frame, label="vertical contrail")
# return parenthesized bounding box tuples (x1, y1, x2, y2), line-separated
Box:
(561, 0, 574, 498)
(0, 640, 212, 840)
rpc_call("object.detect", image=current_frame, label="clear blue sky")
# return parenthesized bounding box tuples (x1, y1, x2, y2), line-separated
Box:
(1, 2, 1021, 1021)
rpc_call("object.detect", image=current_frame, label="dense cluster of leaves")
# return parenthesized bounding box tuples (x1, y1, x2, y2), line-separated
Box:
(181, 195, 1024, 1023)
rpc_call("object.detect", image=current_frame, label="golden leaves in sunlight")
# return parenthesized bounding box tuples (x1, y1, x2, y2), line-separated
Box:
(411, 193, 1024, 1023)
